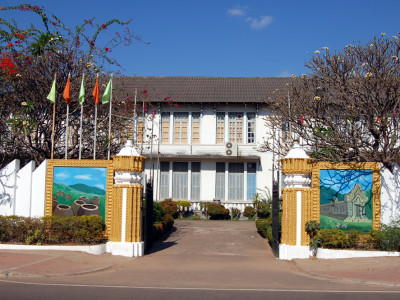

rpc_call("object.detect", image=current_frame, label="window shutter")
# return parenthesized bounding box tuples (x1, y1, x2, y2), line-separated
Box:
(215, 162, 225, 199)
(160, 162, 169, 199)
(191, 162, 201, 200)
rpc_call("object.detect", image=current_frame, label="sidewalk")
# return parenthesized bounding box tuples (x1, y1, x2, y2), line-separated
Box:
(0, 220, 399, 288)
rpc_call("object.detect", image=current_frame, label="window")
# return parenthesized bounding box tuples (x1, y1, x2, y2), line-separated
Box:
(282, 122, 289, 143)
(229, 113, 243, 144)
(228, 163, 244, 200)
(160, 162, 170, 199)
(174, 113, 188, 144)
(215, 162, 225, 200)
(192, 113, 200, 144)
(247, 113, 255, 144)
(172, 162, 188, 199)
(191, 162, 201, 200)
(161, 113, 170, 144)
(137, 115, 145, 143)
(216, 112, 225, 144)
(247, 163, 256, 200)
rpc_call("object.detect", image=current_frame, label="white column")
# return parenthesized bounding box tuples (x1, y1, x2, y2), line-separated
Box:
(169, 112, 173, 144)
(296, 191, 302, 246)
(121, 188, 127, 243)
(168, 161, 173, 198)
(244, 162, 248, 201)
(188, 112, 192, 144)
(224, 162, 229, 201)
(188, 162, 192, 200)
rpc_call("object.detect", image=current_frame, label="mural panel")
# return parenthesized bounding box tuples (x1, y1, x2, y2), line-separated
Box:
(52, 167, 107, 222)
(320, 169, 373, 232)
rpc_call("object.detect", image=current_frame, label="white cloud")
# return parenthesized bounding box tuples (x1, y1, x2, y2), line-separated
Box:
(246, 16, 273, 29)
(55, 172, 69, 180)
(95, 183, 105, 190)
(227, 6, 247, 17)
(74, 174, 92, 181)
(278, 71, 291, 77)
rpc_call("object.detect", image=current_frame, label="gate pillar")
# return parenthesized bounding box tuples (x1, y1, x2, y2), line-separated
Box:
(106, 140, 146, 257)
(279, 141, 313, 260)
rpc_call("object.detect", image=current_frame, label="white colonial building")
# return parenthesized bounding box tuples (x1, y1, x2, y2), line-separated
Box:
(122, 77, 290, 211)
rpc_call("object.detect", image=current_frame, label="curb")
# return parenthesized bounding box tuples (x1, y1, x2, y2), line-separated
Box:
(293, 262, 400, 288)
(0, 244, 107, 255)
(0, 265, 113, 278)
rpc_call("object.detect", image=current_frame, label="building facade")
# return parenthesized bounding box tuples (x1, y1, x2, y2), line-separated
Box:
(121, 77, 290, 211)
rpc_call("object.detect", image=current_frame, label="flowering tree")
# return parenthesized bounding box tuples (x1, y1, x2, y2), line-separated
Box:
(262, 34, 400, 171)
(0, 4, 143, 167)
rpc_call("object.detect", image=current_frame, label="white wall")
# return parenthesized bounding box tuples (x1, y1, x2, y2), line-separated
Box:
(15, 161, 35, 217)
(380, 163, 400, 225)
(0, 159, 47, 218)
(0, 159, 19, 216)
(31, 160, 48, 217)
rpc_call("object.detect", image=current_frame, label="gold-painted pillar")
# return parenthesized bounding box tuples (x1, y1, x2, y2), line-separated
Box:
(108, 140, 146, 257)
(280, 143, 313, 247)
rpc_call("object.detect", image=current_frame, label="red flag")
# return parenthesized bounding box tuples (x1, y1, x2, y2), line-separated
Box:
(92, 76, 99, 104)
(63, 75, 71, 104)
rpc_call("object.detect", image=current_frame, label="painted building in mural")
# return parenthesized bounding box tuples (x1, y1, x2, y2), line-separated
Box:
(118, 77, 290, 210)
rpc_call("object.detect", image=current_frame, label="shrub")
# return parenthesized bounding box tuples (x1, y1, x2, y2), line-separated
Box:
(256, 218, 271, 238)
(176, 200, 191, 218)
(243, 206, 256, 219)
(160, 199, 179, 219)
(153, 201, 166, 223)
(257, 202, 271, 219)
(371, 220, 400, 251)
(319, 228, 349, 249)
(0, 215, 105, 245)
(207, 203, 230, 220)
(231, 207, 241, 220)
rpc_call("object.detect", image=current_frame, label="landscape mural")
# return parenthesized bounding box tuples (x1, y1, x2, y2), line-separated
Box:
(320, 169, 373, 232)
(52, 167, 107, 223)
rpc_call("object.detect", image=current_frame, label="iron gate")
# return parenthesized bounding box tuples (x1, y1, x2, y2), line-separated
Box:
(271, 181, 280, 257)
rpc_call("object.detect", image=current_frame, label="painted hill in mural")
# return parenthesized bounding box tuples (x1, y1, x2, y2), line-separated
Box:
(69, 183, 105, 195)
(320, 186, 344, 205)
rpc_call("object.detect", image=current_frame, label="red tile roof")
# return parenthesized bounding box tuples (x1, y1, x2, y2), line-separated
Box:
(115, 76, 291, 103)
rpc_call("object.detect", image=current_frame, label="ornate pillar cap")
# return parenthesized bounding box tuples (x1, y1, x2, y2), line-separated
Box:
(284, 140, 310, 159)
(117, 140, 140, 157)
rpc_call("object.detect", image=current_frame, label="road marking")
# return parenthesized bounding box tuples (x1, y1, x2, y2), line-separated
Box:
(0, 279, 399, 293)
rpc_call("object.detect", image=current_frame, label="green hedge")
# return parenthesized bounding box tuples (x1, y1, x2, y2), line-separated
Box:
(0, 215, 105, 245)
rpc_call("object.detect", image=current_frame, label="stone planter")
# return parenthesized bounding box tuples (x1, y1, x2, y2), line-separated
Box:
(77, 204, 100, 216)
(71, 199, 86, 216)
(53, 204, 74, 217)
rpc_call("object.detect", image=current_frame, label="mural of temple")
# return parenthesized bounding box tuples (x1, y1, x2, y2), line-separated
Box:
(344, 184, 372, 223)
(320, 184, 372, 223)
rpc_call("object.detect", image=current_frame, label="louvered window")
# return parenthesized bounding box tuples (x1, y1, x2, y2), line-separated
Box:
(137, 115, 145, 143)
(229, 113, 243, 144)
(174, 113, 188, 144)
(160, 162, 169, 199)
(173, 162, 188, 199)
(191, 162, 201, 200)
(216, 112, 225, 144)
(161, 113, 170, 144)
(192, 113, 200, 144)
(215, 162, 225, 200)
(228, 163, 244, 200)
(247, 113, 255, 144)
(247, 163, 257, 200)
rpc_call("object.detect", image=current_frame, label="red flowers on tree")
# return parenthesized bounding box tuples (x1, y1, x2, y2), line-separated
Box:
(0, 53, 17, 75)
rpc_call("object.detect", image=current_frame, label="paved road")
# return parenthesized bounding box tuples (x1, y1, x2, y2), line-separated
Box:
(1, 220, 399, 299)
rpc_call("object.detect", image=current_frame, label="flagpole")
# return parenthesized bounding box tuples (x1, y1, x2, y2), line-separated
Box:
(51, 73, 56, 160)
(107, 74, 113, 160)
(94, 103, 97, 160)
(65, 104, 69, 159)
(93, 73, 99, 160)
(63, 73, 71, 160)
(79, 104, 83, 159)
(78, 73, 85, 160)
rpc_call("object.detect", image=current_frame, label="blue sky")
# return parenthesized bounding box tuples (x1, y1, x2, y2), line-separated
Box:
(3, 0, 400, 77)
(320, 170, 373, 194)
(54, 167, 107, 190)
